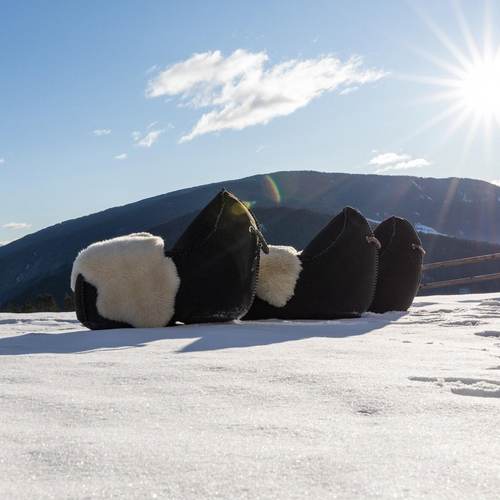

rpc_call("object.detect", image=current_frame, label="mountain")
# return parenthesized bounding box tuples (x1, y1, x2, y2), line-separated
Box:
(1, 170, 500, 309)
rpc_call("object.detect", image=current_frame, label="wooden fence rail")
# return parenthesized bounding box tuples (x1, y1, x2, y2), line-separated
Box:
(420, 252, 500, 290)
(420, 272, 500, 290)
(422, 252, 500, 271)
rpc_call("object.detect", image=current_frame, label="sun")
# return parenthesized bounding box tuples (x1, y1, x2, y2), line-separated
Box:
(406, 2, 500, 151)
(458, 56, 500, 117)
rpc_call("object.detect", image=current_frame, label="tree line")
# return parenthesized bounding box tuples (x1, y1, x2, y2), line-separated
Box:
(1, 293, 74, 313)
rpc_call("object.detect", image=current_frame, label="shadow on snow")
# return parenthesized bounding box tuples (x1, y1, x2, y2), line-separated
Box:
(0, 312, 406, 355)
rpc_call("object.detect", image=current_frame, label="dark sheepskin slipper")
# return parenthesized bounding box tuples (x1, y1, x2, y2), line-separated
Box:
(72, 190, 264, 329)
(369, 216, 425, 313)
(244, 207, 380, 320)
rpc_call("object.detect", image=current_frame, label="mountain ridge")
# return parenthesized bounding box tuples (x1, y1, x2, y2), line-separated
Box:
(2, 169, 499, 253)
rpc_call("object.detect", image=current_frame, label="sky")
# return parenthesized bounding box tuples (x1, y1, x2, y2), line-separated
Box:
(1, 0, 500, 244)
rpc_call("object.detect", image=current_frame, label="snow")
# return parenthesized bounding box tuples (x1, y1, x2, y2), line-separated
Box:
(1, 293, 499, 499)
(367, 220, 445, 237)
(414, 223, 444, 235)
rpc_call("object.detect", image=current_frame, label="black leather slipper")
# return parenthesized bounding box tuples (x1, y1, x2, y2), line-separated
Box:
(72, 190, 264, 329)
(244, 207, 380, 320)
(369, 216, 425, 313)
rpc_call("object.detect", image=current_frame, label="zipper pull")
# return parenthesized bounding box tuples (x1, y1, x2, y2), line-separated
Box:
(411, 243, 426, 255)
(366, 235, 382, 250)
(249, 225, 269, 254)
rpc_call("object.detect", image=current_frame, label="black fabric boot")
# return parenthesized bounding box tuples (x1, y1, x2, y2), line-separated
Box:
(369, 216, 425, 313)
(72, 190, 263, 329)
(244, 207, 380, 320)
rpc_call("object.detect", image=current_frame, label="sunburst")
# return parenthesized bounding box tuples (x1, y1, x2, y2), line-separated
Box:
(403, 1, 500, 155)
(396, 2, 500, 230)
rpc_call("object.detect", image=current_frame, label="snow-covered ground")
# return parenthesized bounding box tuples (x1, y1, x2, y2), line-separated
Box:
(1, 294, 499, 499)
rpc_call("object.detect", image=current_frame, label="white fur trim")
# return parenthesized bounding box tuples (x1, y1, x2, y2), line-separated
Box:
(256, 245, 302, 307)
(71, 233, 180, 328)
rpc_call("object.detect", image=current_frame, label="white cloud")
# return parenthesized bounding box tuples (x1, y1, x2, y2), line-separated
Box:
(146, 49, 386, 142)
(133, 129, 164, 148)
(339, 86, 359, 95)
(93, 129, 112, 136)
(2, 222, 31, 230)
(369, 152, 411, 166)
(375, 158, 431, 174)
(369, 151, 431, 174)
(114, 153, 127, 160)
(0, 158, 5, 164)
(256, 145, 266, 153)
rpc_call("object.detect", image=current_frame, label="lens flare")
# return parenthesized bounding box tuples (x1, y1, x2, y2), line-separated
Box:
(264, 175, 282, 204)
(242, 200, 256, 209)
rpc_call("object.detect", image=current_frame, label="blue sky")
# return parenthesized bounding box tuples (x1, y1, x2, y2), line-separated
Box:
(1, 0, 500, 244)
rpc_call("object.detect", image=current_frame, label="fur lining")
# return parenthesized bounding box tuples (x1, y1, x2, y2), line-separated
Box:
(256, 245, 302, 307)
(71, 233, 180, 328)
